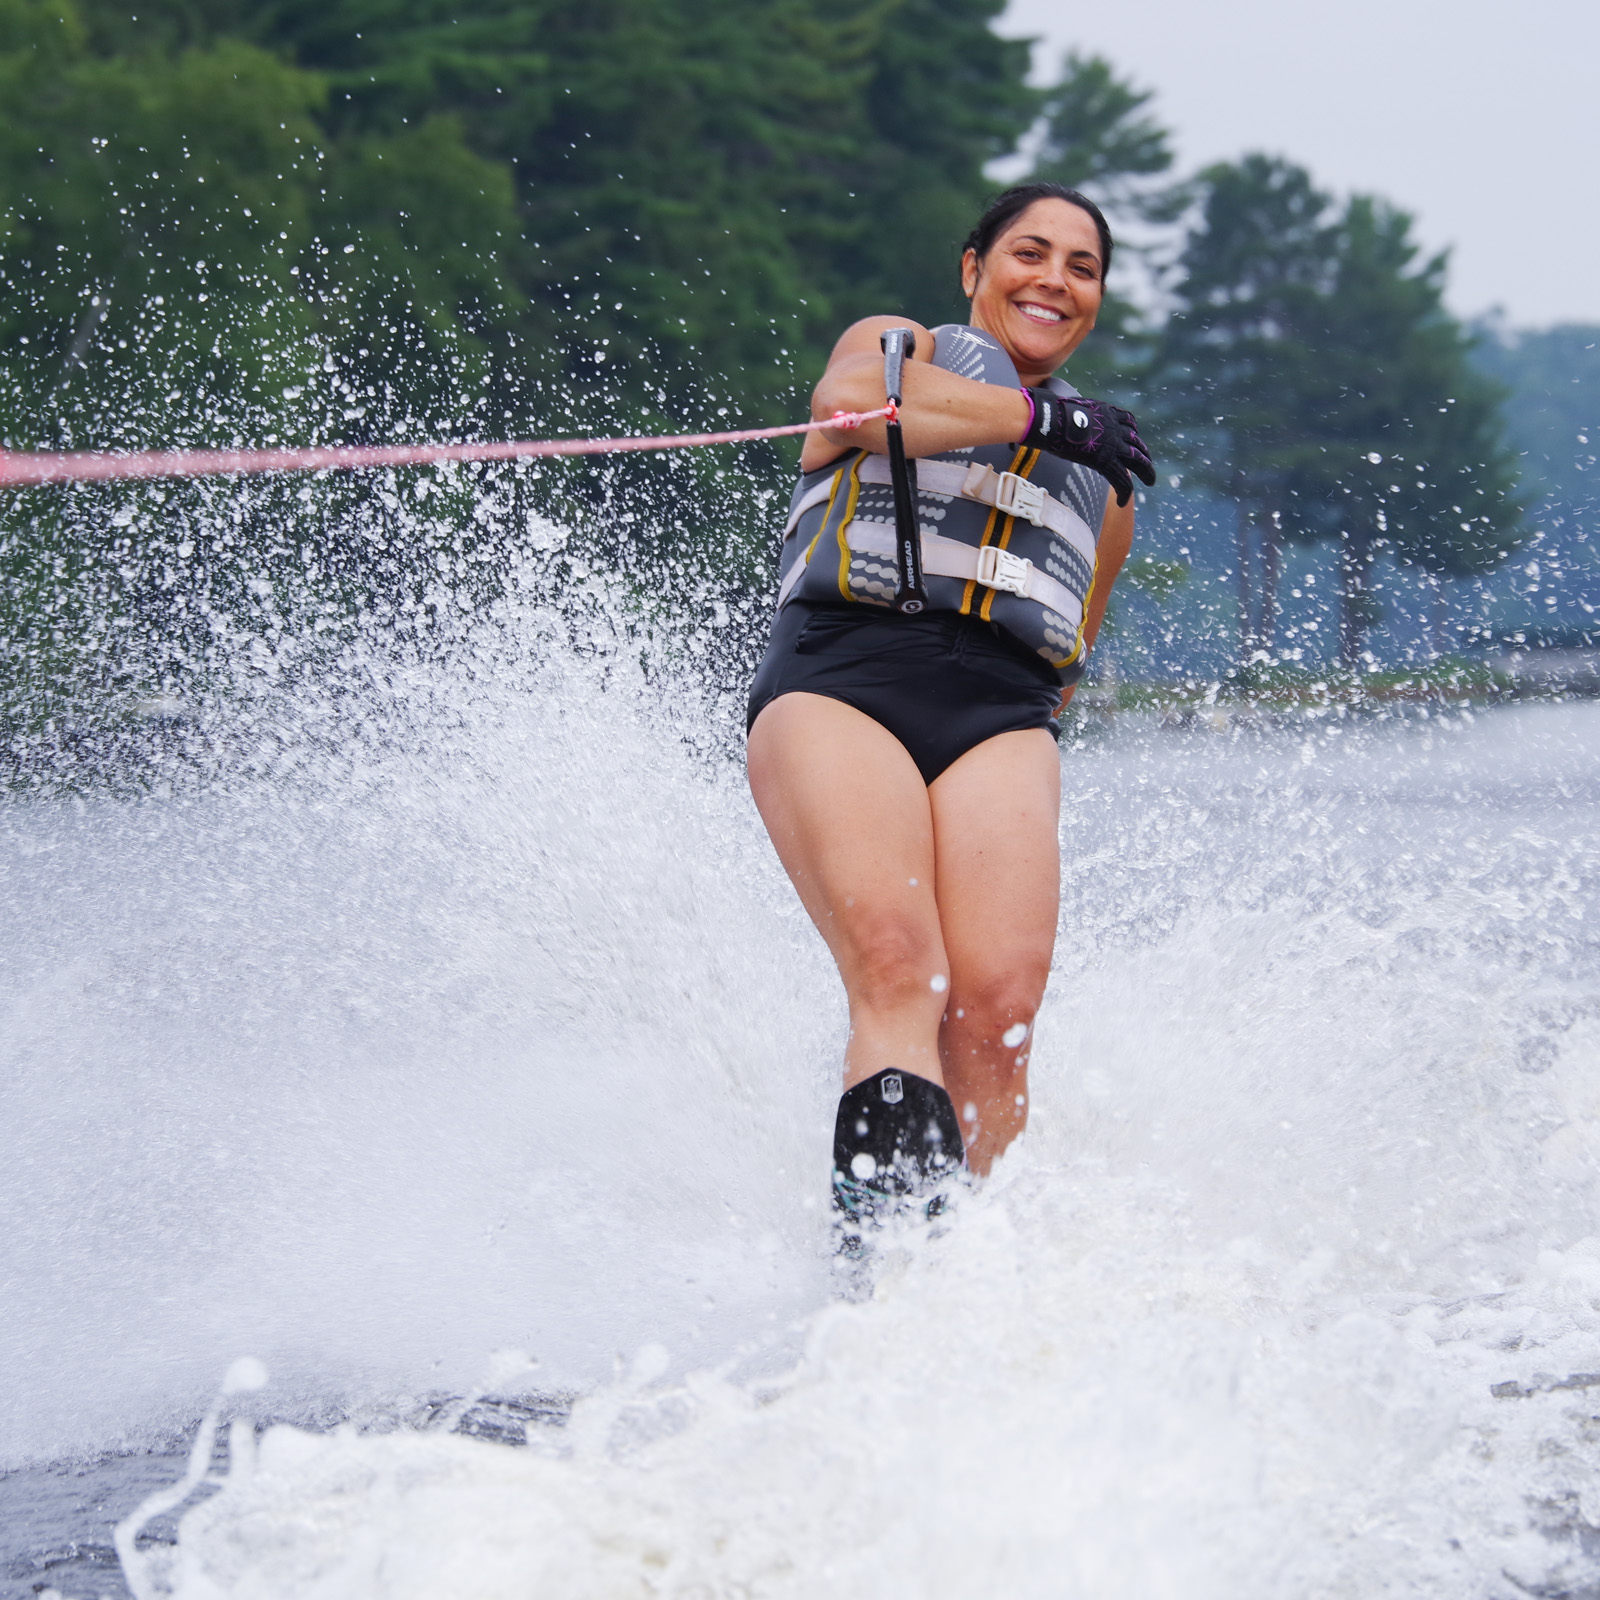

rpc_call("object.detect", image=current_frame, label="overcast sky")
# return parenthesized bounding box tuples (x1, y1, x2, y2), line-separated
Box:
(997, 0, 1599, 330)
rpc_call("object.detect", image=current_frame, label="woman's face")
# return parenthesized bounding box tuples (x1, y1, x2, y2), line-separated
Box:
(961, 198, 1105, 381)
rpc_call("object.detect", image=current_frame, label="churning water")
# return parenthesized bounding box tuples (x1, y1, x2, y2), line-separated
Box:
(3, 478, 1600, 1598)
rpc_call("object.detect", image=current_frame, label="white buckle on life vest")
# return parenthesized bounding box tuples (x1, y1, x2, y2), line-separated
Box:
(975, 543, 1033, 598)
(993, 471, 1049, 526)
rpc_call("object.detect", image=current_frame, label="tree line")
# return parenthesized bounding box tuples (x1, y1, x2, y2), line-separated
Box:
(2, 0, 1531, 671)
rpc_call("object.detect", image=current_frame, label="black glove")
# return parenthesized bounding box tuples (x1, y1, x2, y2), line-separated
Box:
(1021, 390, 1156, 508)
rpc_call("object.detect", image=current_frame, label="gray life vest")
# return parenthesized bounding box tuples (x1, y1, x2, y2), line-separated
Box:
(775, 323, 1110, 685)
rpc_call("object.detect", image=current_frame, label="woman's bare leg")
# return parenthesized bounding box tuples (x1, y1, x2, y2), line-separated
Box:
(929, 728, 1061, 1173)
(750, 699, 1062, 1175)
(747, 692, 949, 1090)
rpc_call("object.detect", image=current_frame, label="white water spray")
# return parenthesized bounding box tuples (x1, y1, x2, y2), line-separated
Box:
(3, 460, 1600, 1595)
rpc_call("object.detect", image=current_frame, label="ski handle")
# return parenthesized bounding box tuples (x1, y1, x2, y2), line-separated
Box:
(880, 327, 927, 615)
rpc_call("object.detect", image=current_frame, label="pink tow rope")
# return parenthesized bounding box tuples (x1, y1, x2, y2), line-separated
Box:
(0, 407, 892, 488)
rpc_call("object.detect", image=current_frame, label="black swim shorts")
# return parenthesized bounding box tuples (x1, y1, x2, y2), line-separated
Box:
(745, 601, 1063, 786)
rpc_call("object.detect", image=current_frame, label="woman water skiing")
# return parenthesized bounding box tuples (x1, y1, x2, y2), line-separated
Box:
(746, 183, 1155, 1236)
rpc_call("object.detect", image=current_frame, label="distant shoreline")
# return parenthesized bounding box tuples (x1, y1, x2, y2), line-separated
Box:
(1070, 650, 1600, 730)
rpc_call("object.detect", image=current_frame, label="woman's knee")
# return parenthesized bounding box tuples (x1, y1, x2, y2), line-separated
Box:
(841, 913, 947, 1015)
(948, 962, 1049, 1042)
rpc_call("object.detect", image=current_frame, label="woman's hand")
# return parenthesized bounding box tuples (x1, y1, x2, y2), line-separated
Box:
(1021, 392, 1155, 507)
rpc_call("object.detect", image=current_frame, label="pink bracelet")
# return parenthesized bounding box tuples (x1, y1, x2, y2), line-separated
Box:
(1019, 388, 1036, 439)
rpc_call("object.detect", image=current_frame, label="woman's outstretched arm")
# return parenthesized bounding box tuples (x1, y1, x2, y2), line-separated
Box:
(802, 315, 1034, 471)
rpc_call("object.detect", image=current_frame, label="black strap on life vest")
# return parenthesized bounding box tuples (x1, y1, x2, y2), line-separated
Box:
(880, 327, 927, 615)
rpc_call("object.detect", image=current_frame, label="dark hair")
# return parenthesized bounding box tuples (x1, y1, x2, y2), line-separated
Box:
(963, 183, 1113, 282)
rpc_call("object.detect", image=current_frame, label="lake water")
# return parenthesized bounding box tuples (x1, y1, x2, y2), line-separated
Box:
(4, 614, 1599, 1596)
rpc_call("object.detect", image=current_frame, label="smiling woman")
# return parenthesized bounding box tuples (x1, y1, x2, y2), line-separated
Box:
(745, 184, 1156, 1250)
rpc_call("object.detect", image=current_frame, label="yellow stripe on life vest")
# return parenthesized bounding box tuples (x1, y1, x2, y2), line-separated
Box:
(832, 453, 866, 603)
(791, 463, 847, 596)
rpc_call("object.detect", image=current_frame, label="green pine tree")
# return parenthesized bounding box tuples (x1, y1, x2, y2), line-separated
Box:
(1028, 51, 1177, 221)
(0, 0, 522, 445)
(241, 0, 1037, 418)
(1024, 53, 1179, 396)
(1157, 154, 1523, 666)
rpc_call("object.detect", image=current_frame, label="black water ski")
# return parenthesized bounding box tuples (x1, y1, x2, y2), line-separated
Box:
(830, 1067, 965, 1271)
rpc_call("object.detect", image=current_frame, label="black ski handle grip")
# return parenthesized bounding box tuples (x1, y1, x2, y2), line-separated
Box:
(880, 327, 915, 408)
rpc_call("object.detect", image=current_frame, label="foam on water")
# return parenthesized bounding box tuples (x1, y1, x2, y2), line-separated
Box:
(2, 608, 837, 1466)
(5, 526, 1600, 1593)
